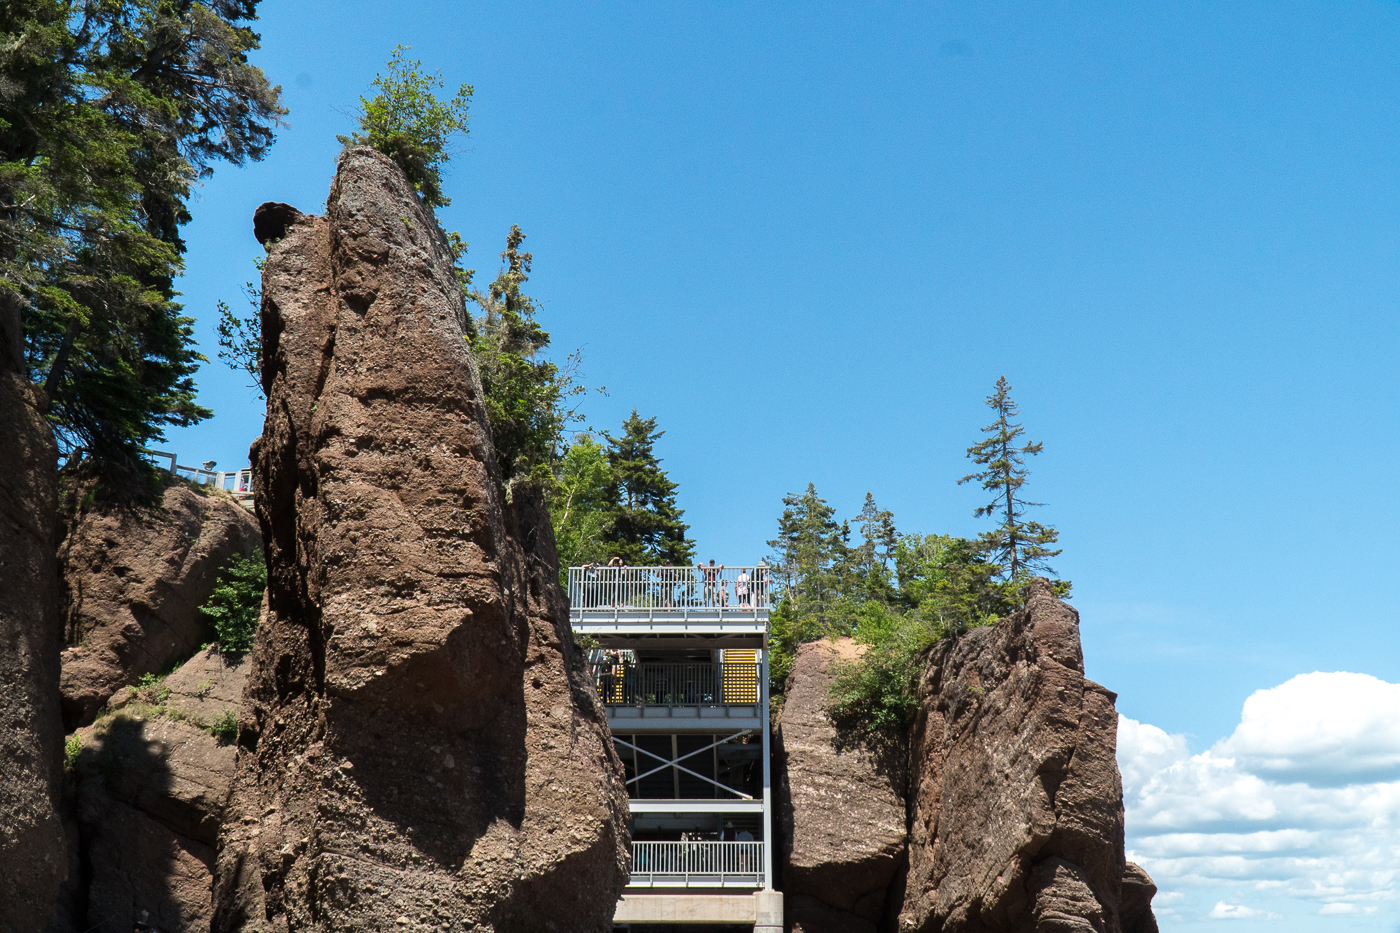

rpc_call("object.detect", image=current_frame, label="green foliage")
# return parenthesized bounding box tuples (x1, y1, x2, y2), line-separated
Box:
(198, 553, 266, 658)
(207, 708, 238, 743)
(764, 484, 1018, 741)
(958, 375, 1067, 596)
(469, 226, 588, 491)
(64, 732, 82, 769)
(549, 434, 614, 583)
(601, 411, 695, 566)
(5, 0, 285, 479)
(339, 45, 471, 209)
(215, 256, 264, 398)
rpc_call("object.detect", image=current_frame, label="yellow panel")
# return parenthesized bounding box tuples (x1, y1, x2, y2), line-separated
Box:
(722, 650, 758, 704)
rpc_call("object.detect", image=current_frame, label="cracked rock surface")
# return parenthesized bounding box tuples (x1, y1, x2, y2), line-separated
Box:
(212, 148, 628, 933)
(897, 578, 1155, 933)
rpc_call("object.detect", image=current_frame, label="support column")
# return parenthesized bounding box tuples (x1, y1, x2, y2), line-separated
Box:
(754, 890, 784, 933)
(760, 641, 774, 891)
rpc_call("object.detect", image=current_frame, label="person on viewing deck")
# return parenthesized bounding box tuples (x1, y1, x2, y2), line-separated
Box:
(735, 568, 750, 606)
(698, 560, 722, 605)
(607, 556, 625, 606)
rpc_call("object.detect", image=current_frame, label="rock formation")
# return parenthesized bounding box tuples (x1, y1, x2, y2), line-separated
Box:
(0, 344, 67, 930)
(898, 578, 1153, 933)
(53, 648, 249, 933)
(212, 148, 629, 933)
(1119, 862, 1159, 933)
(58, 479, 263, 727)
(778, 639, 907, 933)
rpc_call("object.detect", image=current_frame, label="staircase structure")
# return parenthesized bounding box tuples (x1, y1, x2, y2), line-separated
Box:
(569, 564, 783, 932)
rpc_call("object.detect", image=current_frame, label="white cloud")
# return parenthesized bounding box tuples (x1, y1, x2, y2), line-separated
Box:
(1118, 672, 1400, 924)
(1215, 672, 1400, 786)
(1209, 901, 1278, 919)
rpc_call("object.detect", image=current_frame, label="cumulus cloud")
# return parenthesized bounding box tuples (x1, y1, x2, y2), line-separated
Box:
(1215, 672, 1400, 786)
(1118, 672, 1400, 923)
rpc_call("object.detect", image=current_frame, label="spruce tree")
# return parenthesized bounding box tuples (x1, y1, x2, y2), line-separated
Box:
(766, 483, 847, 617)
(958, 376, 1064, 586)
(3, 0, 286, 479)
(601, 411, 694, 565)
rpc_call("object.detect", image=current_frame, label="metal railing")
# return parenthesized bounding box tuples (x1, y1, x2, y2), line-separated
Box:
(142, 449, 254, 504)
(568, 565, 772, 612)
(628, 841, 764, 888)
(591, 662, 759, 706)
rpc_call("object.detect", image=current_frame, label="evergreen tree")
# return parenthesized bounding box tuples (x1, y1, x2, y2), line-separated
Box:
(601, 411, 694, 565)
(851, 491, 898, 602)
(958, 376, 1064, 586)
(4, 0, 285, 479)
(767, 483, 848, 617)
(470, 226, 585, 490)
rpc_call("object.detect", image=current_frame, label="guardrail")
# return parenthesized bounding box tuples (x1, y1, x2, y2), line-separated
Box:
(592, 662, 759, 707)
(568, 565, 772, 612)
(141, 449, 253, 506)
(628, 840, 764, 888)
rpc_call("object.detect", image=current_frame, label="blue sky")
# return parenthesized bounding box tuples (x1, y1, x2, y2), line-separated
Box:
(162, 3, 1400, 927)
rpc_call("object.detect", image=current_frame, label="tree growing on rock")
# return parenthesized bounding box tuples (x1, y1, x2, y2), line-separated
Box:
(470, 226, 588, 491)
(338, 44, 471, 209)
(958, 375, 1067, 596)
(4, 0, 285, 481)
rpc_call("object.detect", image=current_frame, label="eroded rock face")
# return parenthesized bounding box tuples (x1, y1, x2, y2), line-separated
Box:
(56, 647, 249, 933)
(0, 365, 67, 931)
(1119, 862, 1160, 933)
(778, 638, 907, 933)
(58, 480, 263, 728)
(212, 148, 628, 933)
(897, 578, 1155, 933)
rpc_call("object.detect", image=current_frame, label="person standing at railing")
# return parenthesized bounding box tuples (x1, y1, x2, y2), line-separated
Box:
(698, 560, 723, 606)
(754, 561, 769, 608)
(735, 568, 750, 607)
(607, 556, 624, 607)
(581, 561, 601, 608)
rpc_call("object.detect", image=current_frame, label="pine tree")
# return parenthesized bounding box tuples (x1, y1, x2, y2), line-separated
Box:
(958, 376, 1064, 586)
(766, 483, 851, 619)
(4, 0, 285, 479)
(601, 411, 694, 566)
(470, 226, 585, 489)
(851, 491, 898, 602)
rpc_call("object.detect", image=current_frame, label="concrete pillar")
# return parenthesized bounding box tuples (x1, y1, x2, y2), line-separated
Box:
(754, 890, 784, 932)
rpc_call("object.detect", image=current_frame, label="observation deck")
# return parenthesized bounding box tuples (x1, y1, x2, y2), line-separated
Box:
(569, 564, 782, 931)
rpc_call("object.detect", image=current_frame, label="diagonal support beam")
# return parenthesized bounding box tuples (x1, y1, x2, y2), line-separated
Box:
(614, 731, 755, 800)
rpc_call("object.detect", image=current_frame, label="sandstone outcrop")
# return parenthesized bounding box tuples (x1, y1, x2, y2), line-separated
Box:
(212, 148, 629, 933)
(54, 647, 249, 933)
(778, 638, 907, 933)
(0, 352, 67, 930)
(1119, 862, 1159, 933)
(58, 479, 263, 728)
(897, 578, 1154, 933)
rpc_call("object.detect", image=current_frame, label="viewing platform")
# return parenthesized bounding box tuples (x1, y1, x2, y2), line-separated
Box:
(568, 565, 771, 640)
(568, 563, 782, 930)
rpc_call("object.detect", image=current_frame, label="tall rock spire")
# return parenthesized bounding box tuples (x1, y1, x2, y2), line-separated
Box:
(213, 148, 628, 932)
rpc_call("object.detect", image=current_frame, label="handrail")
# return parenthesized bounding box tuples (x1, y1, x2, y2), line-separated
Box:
(568, 565, 772, 612)
(628, 840, 764, 888)
(141, 449, 254, 500)
(591, 661, 759, 707)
